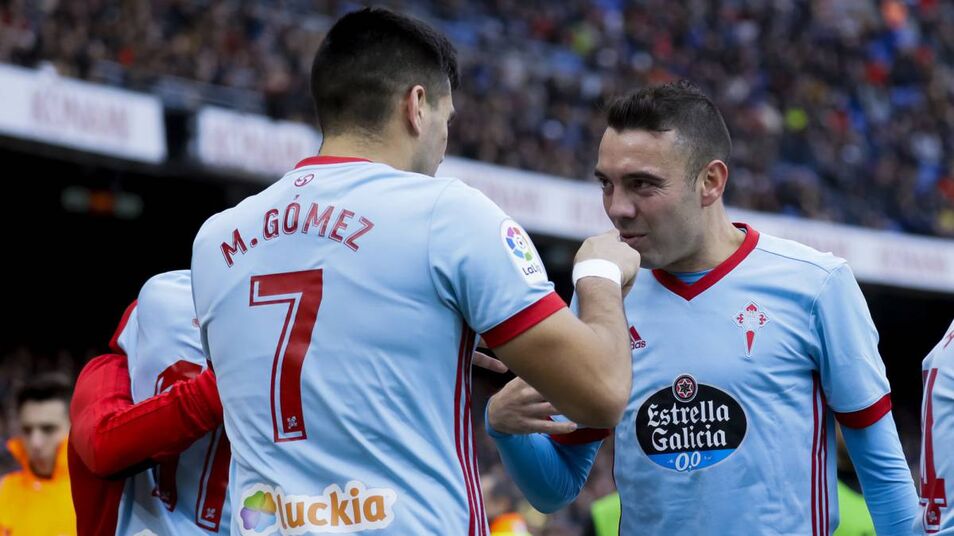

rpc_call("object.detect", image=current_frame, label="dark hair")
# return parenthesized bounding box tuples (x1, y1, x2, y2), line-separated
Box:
(16, 373, 72, 410)
(311, 7, 460, 137)
(606, 80, 731, 182)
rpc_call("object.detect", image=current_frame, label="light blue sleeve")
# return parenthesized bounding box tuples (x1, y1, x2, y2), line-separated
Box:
(841, 412, 919, 536)
(485, 406, 603, 513)
(809, 264, 891, 418)
(428, 180, 561, 344)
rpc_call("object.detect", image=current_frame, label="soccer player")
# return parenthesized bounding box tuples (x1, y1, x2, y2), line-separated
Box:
(486, 81, 920, 535)
(69, 271, 227, 535)
(0, 374, 75, 536)
(190, 7, 639, 535)
(919, 319, 954, 534)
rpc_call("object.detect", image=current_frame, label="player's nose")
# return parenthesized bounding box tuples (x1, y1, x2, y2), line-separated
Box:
(606, 189, 638, 220)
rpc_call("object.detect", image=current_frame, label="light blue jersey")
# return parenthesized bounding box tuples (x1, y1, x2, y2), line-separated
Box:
(919, 319, 954, 535)
(190, 156, 562, 535)
(114, 270, 231, 535)
(613, 225, 900, 534)
(490, 224, 916, 534)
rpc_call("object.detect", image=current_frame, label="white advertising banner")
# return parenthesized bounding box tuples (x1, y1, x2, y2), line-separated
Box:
(0, 63, 166, 163)
(194, 106, 322, 179)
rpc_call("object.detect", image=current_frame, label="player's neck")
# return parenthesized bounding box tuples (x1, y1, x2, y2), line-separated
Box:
(318, 133, 413, 173)
(666, 216, 745, 273)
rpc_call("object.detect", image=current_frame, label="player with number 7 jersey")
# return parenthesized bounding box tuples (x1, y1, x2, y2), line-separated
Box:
(191, 156, 568, 535)
(192, 8, 637, 535)
(919, 319, 954, 535)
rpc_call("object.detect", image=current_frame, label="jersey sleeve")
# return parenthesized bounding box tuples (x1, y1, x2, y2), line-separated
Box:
(69, 353, 223, 477)
(485, 407, 601, 512)
(428, 180, 565, 347)
(841, 412, 919, 535)
(809, 263, 892, 427)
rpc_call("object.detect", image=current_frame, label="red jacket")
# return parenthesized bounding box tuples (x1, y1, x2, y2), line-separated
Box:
(68, 352, 222, 536)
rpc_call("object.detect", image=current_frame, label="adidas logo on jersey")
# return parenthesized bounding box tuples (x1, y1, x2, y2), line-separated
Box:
(630, 325, 646, 350)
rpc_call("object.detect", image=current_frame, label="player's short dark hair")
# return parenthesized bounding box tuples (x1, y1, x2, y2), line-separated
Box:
(606, 80, 732, 183)
(16, 373, 73, 411)
(311, 7, 460, 137)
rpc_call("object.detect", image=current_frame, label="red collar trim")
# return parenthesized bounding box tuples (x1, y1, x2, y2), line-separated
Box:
(652, 223, 759, 301)
(294, 156, 372, 169)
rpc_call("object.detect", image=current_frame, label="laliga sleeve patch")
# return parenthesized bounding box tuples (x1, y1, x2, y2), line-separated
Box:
(500, 219, 548, 284)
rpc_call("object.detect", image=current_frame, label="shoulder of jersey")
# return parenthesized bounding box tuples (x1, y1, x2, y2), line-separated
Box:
(435, 176, 495, 203)
(198, 166, 467, 233)
(137, 270, 195, 325)
(290, 160, 461, 189)
(753, 232, 846, 275)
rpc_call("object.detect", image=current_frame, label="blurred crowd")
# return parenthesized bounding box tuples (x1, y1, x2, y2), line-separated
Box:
(1, 0, 953, 237)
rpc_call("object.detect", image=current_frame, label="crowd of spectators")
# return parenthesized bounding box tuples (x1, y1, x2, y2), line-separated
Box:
(1, 0, 952, 236)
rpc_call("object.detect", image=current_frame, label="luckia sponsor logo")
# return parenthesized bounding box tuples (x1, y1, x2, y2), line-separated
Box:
(239, 481, 396, 535)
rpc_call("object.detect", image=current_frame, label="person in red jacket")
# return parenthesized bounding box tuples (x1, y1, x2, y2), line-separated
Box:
(68, 301, 223, 536)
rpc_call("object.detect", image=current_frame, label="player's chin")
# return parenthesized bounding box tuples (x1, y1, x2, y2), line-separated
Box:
(635, 248, 663, 269)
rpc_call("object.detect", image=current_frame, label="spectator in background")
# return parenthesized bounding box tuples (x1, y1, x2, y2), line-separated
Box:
(0, 373, 75, 536)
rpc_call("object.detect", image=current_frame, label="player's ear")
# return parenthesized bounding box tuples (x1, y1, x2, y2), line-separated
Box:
(699, 160, 728, 208)
(405, 85, 427, 137)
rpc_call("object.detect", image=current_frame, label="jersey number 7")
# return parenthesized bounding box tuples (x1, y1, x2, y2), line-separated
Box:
(250, 269, 324, 443)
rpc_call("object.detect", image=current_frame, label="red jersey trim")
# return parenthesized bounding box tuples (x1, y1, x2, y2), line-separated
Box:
(108, 300, 137, 354)
(834, 393, 892, 429)
(652, 223, 760, 301)
(294, 156, 372, 169)
(481, 292, 566, 348)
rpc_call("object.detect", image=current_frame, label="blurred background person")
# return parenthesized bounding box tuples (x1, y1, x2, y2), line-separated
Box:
(0, 373, 75, 536)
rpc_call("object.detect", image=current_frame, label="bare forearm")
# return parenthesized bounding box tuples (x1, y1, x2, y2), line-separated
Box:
(575, 277, 633, 397)
(497, 281, 632, 427)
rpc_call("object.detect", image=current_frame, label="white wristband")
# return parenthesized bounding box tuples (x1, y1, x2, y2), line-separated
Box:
(572, 259, 622, 287)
